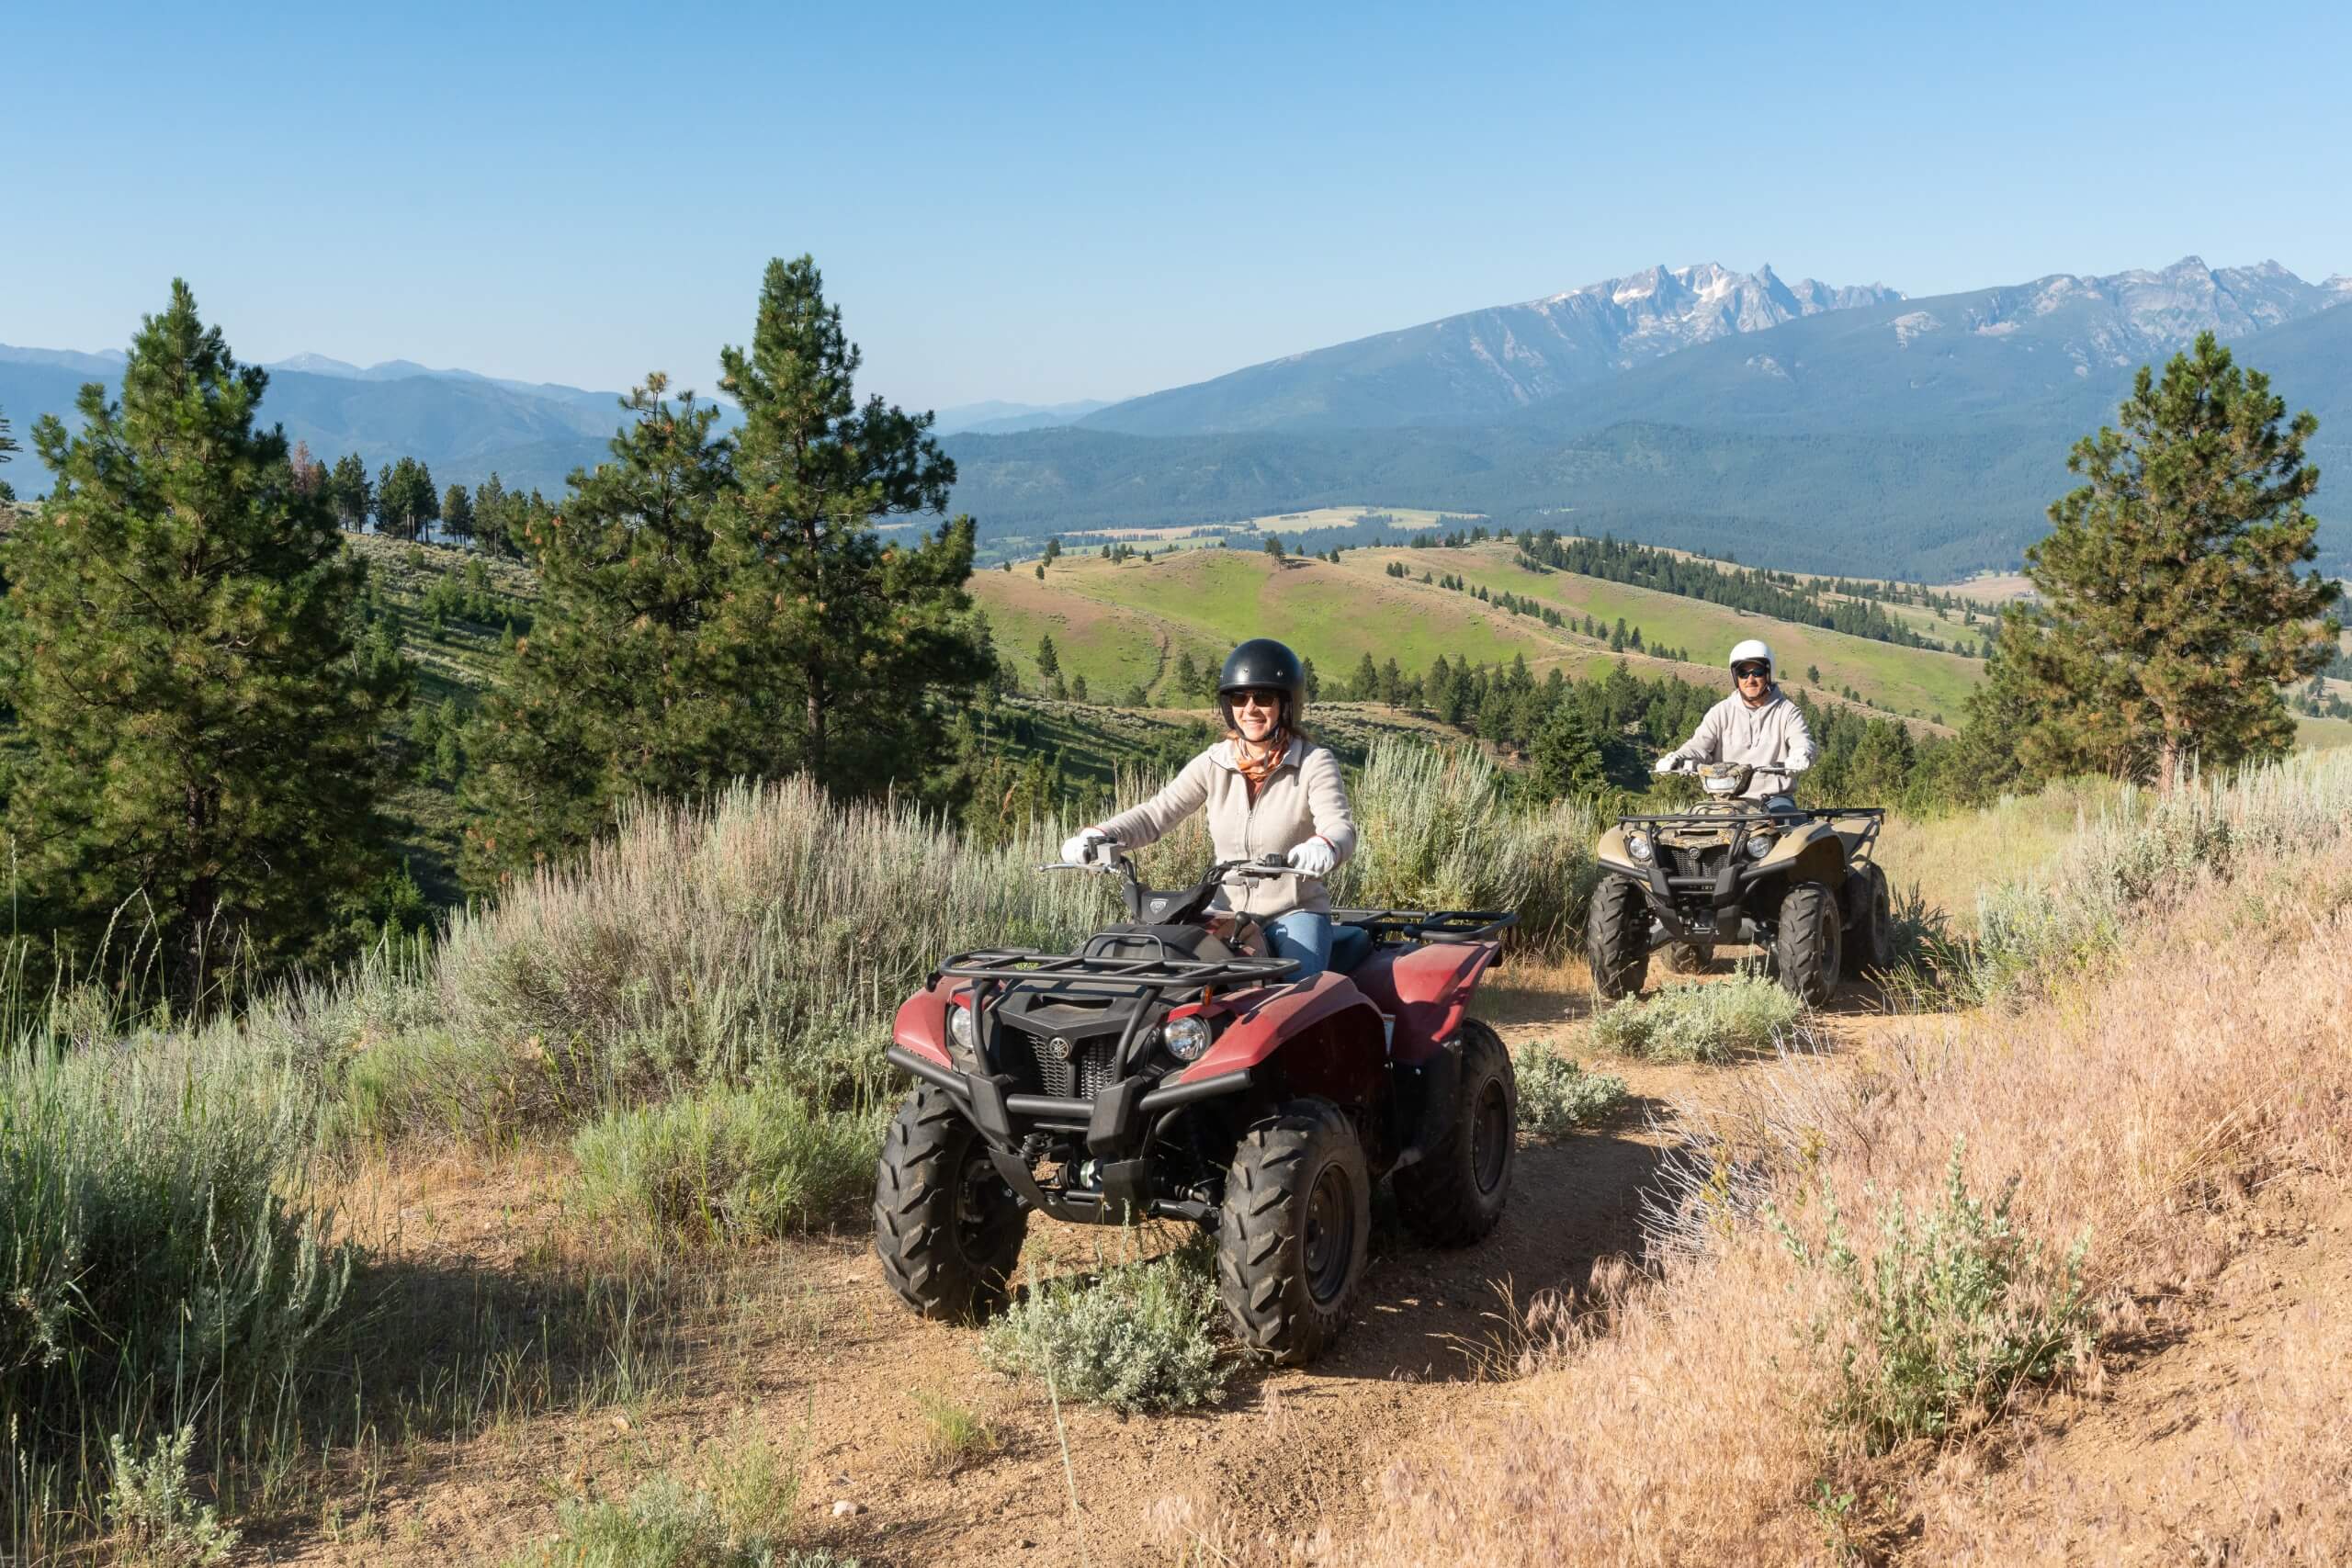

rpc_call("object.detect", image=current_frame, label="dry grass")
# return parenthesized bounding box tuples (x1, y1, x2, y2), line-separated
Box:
(1363, 757, 2352, 1564)
(1873, 777, 2114, 930)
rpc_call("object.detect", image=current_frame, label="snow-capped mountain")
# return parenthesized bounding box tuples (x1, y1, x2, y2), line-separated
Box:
(1079, 263, 1902, 435)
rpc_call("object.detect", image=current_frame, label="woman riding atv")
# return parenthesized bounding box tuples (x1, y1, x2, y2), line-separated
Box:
(1060, 638, 1359, 979)
(1655, 637, 1818, 804)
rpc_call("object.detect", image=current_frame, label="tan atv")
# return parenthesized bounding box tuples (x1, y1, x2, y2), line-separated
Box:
(1585, 761, 1891, 1006)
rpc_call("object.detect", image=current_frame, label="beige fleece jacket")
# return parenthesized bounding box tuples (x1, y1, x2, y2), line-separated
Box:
(1664, 688, 1818, 799)
(1093, 737, 1357, 918)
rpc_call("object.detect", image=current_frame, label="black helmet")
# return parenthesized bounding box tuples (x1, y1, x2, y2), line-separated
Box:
(1216, 638, 1306, 732)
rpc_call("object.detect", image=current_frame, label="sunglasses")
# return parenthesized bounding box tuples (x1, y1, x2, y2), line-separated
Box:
(1231, 690, 1283, 710)
(1734, 665, 1770, 681)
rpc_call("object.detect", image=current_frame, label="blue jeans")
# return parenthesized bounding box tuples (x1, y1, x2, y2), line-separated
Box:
(1261, 911, 1333, 981)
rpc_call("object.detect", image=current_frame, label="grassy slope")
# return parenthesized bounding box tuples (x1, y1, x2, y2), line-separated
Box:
(974, 543, 1980, 726)
(1396, 544, 1984, 720)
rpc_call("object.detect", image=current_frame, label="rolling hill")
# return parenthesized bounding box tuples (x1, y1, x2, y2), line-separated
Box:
(973, 542, 1981, 727)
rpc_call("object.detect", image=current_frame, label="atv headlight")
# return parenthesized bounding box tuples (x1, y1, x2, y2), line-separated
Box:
(1746, 831, 1775, 859)
(1626, 832, 1654, 863)
(947, 1002, 978, 1061)
(1161, 1015, 1214, 1063)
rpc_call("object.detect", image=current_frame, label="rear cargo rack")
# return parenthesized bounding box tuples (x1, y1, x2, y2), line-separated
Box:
(1328, 909, 1519, 945)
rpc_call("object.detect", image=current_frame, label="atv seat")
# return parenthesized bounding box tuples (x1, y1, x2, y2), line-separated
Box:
(1329, 922, 1376, 976)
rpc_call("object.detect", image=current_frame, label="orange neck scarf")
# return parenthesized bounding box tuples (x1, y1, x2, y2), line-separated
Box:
(1234, 730, 1288, 799)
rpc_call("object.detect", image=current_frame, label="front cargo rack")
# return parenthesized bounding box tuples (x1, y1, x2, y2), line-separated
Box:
(935, 947, 1297, 996)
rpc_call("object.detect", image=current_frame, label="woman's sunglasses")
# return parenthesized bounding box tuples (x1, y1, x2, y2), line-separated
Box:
(1231, 690, 1283, 710)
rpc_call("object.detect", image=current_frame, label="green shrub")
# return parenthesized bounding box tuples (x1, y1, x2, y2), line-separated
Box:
(1590, 976, 1802, 1063)
(1512, 1046, 1628, 1134)
(571, 1083, 884, 1245)
(105, 1426, 238, 1567)
(0, 1042, 350, 1482)
(501, 1474, 831, 1568)
(980, 1246, 1231, 1414)
(1331, 744, 1602, 955)
(1777, 1149, 2090, 1454)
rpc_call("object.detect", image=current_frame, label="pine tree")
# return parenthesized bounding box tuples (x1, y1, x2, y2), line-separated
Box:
(473, 471, 509, 555)
(2014, 334, 2340, 789)
(1351, 651, 1379, 702)
(2, 282, 410, 1005)
(710, 257, 989, 796)
(441, 481, 475, 547)
(462, 377, 739, 879)
(0, 403, 16, 502)
(1529, 703, 1608, 801)
(1035, 633, 1060, 677)
(328, 451, 371, 530)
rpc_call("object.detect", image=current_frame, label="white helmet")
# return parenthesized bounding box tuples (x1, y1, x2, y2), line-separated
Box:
(1728, 638, 1773, 675)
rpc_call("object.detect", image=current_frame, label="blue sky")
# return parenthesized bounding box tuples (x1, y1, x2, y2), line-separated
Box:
(6, 0, 2348, 411)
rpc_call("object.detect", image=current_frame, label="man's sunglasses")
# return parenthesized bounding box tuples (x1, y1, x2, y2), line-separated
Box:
(1230, 689, 1283, 710)
(1733, 664, 1770, 681)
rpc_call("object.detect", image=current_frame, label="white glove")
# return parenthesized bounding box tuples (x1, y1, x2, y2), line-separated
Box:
(1653, 755, 1682, 776)
(1060, 828, 1110, 866)
(1286, 837, 1337, 878)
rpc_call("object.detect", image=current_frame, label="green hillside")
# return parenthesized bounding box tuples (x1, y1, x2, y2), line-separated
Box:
(975, 542, 1979, 726)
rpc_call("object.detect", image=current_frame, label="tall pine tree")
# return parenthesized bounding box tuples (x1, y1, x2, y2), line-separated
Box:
(461, 377, 738, 880)
(0, 403, 18, 502)
(2, 282, 410, 1005)
(712, 255, 989, 795)
(2009, 333, 2339, 789)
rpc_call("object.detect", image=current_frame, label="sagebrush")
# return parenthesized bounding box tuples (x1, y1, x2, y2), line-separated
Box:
(1590, 975, 1802, 1063)
(981, 1245, 1231, 1414)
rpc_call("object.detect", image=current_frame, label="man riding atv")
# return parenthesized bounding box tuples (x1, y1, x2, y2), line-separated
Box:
(1654, 638, 1817, 806)
(1590, 638, 1890, 1004)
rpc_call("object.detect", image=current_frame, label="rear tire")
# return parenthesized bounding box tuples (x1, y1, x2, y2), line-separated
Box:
(1395, 1020, 1517, 1247)
(1843, 863, 1894, 977)
(1217, 1098, 1371, 1366)
(1664, 941, 1714, 975)
(873, 1088, 1030, 1322)
(1771, 881, 1843, 1007)
(1585, 878, 1651, 1001)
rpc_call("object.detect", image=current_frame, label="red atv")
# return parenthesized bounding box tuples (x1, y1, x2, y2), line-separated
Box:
(874, 852, 1519, 1365)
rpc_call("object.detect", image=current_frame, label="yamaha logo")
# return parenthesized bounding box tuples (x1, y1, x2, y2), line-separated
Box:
(1047, 1035, 1074, 1060)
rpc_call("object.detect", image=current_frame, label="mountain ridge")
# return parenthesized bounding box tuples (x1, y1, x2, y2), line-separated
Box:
(1079, 262, 1903, 436)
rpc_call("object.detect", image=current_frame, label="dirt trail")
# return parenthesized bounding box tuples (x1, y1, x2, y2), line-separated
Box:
(286, 976, 1910, 1568)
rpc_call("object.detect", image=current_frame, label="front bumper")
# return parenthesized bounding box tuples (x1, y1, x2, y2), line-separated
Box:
(885, 1045, 1253, 1224)
(1596, 853, 1770, 945)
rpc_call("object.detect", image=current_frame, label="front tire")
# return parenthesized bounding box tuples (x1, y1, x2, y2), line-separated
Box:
(1843, 863, 1894, 976)
(1585, 878, 1651, 1001)
(1395, 1021, 1517, 1247)
(1217, 1098, 1371, 1366)
(873, 1087, 1030, 1322)
(1771, 881, 1843, 1007)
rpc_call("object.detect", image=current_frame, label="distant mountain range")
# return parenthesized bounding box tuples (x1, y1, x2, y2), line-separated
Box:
(933, 398, 1116, 435)
(6, 256, 2348, 577)
(1080, 263, 1903, 435)
(944, 257, 2352, 577)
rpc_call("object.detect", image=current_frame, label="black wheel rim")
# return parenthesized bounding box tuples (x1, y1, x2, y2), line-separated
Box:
(1470, 1079, 1510, 1194)
(954, 1146, 1004, 1256)
(1301, 1162, 1356, 1305)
